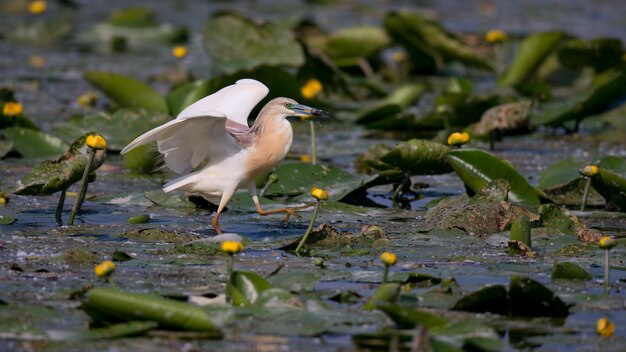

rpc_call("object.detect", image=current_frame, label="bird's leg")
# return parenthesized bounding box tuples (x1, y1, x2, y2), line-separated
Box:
(247, 181, 314, 223)
(211, 187, 237, 235)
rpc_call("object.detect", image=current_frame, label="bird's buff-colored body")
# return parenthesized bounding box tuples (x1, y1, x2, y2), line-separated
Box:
(121, 79, 328, 234)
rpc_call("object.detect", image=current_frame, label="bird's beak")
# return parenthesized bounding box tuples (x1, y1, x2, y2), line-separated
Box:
(287, 103, 330, 120)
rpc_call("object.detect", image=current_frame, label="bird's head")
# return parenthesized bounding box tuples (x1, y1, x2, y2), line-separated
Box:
(267, 97, 330, 120)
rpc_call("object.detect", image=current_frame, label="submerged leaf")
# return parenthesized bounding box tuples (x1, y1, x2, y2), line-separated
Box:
(203, 14, 304, 75)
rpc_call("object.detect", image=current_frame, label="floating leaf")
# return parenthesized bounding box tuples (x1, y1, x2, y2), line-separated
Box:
(0, 214, 15, 225)
(384, 11, 493, 72)
(452, 285, 509, 315)
(268, 272, 318, 293)
(499, 31, 565, 87)
(112, 251, 134, 262)
(508, 276, 569, 318)
(13, 133, 106, 195)
(551, 262, 592, 281)
(166, 80, 213, 116)
(472, 101, 532, 136)
(116, 228, 199, 243)
(539, 158, 585, 191)
(531, 68, 626, 126)
(323, 26, 390, 65)
(538, 204, 602, 242)
(7, 17, 73, 47)
(228, 271, 272, 307)
(84, 71, 168, 112)
(377, 302, 448, 329)
(69, 321, 158, 341)
(84, 287, 219, 331)
(203, 14, 304, 75)
(4, 127, 69, 158)
(355, 84, 425, 124)
(363, 283, 401, 310)
(446, 149, 541, 207)
(52, 108, 171, 151)
(107, 7, 159, 28)
(557, 38, 623, 72)
(377, 139, 452, 175)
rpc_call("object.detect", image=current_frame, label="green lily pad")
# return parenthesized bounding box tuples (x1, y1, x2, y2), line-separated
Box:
(539, 158, 585, 191)
(107, 7, 159, 28)
(7, 17, 73, 47)
(508, 276, 569, 318)
(452, 285, 509, 315)
(263, 162, 380, 202)
(551, 262, 592, 281)
(557, 38, 623, 72)
(13, 133, 106, 195)
(472, 101, 532, 136)
(53, 108, 171, 152)
(431, 321, 502, 352)
(499, 31, 566, 87)
(84, 71, 168, 113)
(203, 14, 304, 75)
(376, 139, 452, 175)
(69, 321, 158, 341)
(116, 228, 200, 243)
(538, 204, 602, 242)
(446, 149, 541, 207)
(228, 271, 273, 307)
(376, 302, 448, 329)
(0, 214, 15, 225)
(268, 271, 318, 293)
(363, 283, 401, 310)
(4, 127, 69, 159)
(356, 84, 425, 124)
(324, 26, 390, 64)
(591, 168, 626, 211)
(84, 287, 219, 331)
(166, 80, 213, 116)
(531, 67, 626, 126)
(383, 11, 493, 72)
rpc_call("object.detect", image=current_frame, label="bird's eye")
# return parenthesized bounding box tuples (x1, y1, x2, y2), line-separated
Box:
(284, 103, 290, 108)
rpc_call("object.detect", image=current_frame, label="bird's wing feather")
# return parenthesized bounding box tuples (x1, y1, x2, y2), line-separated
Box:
(120, 79, 269, 174)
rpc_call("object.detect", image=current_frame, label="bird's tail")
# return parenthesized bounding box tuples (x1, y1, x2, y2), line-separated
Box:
(163, 171, 199, 193)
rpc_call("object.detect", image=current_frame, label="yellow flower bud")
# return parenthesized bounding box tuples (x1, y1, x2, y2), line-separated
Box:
(580, 165, 599, 177)
(447, 132, 470, 146)
(599, 236, 617, 250)
(28, 0, 46, 15)
(485, 29, 507, 44)
(380, 252, 397, 266)
(86, 134, 107, 150)
(311, 187, 329, 201)
(172, 46, 188, 59)
(221, 241, 243, 255)
(300, 79, 323, 100)
(28, 56, 45, 69)
(94, 260, 116, 278)
(77, 92, 98, 108)
(596, 317, 615, 337)
(0, 192, 8, 205)
(299, 154, 312, 163)
(3, 102, 23, 117)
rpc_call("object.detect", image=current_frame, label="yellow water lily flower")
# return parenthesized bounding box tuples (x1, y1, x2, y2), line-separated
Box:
(221, 241, 243, 255)
(172, 46, 188, 59)
(596, 317, 615, 337)
(447, 132, 470, 146)
(599, 236, 617, 250)
(77, 92, 98, 108)
(86, 134, 107, 150)
(486, 29, 507, 44)
(94, 260, 116, 277)
(0, 192, 8, 205)
(300, 79, 323, 100)
(380, 252, 397, 266)
(3, 102, 23, 117)
(300, 154, 312, 163)
(28, 0, 46, 15)
(311, 187, 329, 201)
(580, 165, 599, 177)
(28, 56, 45, 69)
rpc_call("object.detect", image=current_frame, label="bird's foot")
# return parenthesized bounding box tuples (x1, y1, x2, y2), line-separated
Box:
(280, 203, 315, 223)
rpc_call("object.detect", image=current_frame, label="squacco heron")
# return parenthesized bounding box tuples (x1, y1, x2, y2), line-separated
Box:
(121, 79, 329, 234)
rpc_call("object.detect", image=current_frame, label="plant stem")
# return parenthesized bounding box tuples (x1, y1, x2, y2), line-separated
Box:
(604, 249, 610, 295)
(581, 177, 591, 211)
(383, 265, 389, 284)
(309, 121, 317, 165)
(295, 201, 320, 254)
(55, 188, 67, 225)
(226, 254, 234, 303)
(260, 177, 276, 197)
(68, 150, 95, 225)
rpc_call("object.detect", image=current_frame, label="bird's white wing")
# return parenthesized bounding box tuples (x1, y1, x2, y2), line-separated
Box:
(120, 79, 269, 174)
